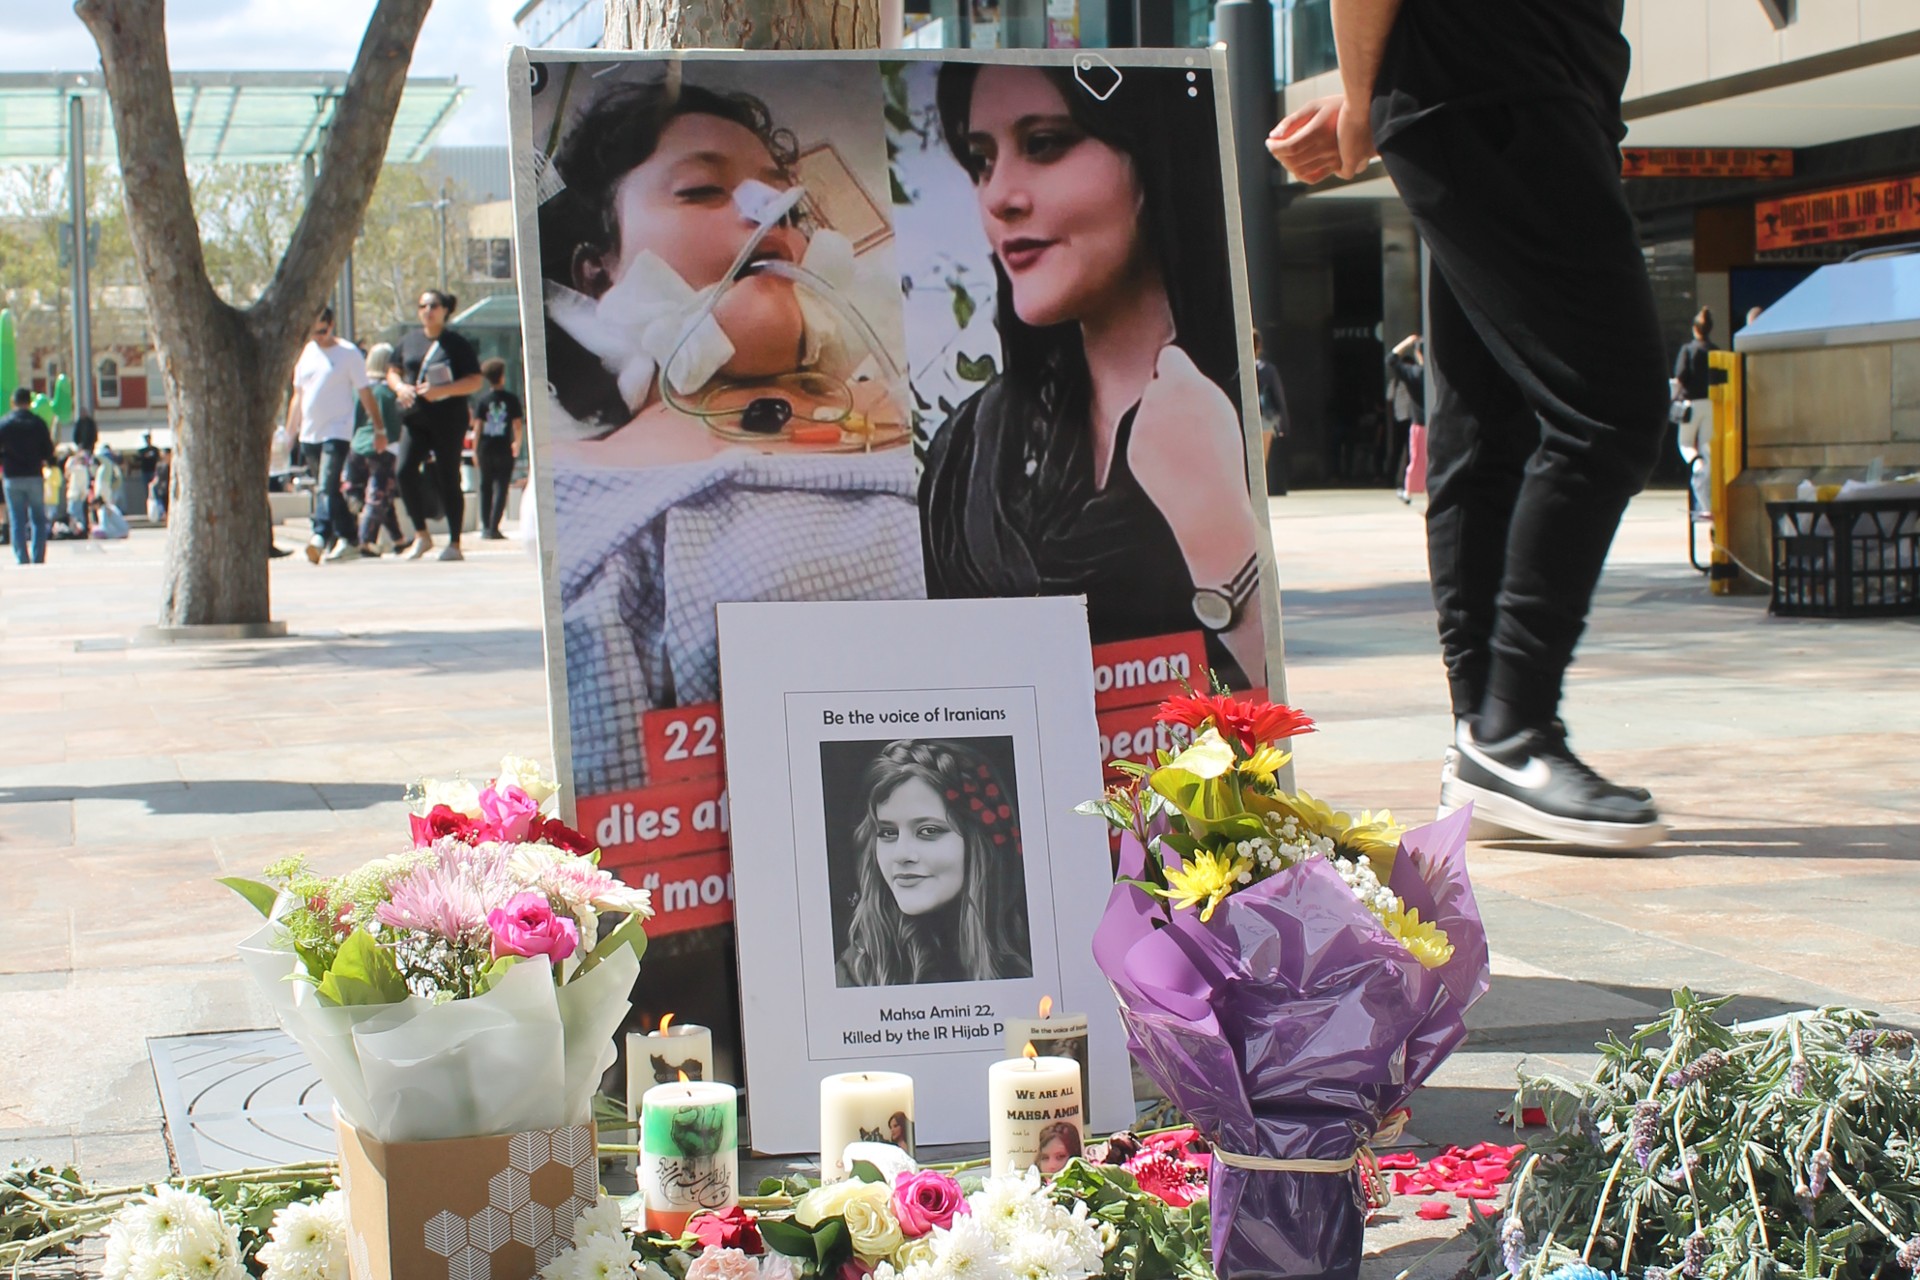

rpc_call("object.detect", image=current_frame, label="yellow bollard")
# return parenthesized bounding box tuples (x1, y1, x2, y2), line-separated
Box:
(1707, 350, 1743, 595)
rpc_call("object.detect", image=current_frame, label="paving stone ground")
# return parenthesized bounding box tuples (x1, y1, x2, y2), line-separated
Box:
(2, 490, 1914, 1278)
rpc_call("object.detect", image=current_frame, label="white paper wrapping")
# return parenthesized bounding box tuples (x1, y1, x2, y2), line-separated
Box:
(239, 918, 640, 1143)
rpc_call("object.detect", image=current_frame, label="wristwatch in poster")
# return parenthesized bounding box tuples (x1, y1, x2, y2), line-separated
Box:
(1191, 554, 1260, 632)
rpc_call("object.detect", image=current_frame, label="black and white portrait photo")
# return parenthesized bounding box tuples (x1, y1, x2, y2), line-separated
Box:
(819, 737, 1033, 989)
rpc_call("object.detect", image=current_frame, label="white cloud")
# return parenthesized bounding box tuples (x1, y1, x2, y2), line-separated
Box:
(0, 0, 523, 150)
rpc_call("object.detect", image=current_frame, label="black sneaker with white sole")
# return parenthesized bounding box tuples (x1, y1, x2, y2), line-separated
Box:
(1443, 722, 1666, 849)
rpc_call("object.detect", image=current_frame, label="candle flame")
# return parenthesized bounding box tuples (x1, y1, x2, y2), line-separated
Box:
(659, 1012, 676, 1033)
(1039, 995, 1053, 1019)
(678, 1069, 690, 1083)
(1023, 1042, 1037, 1063)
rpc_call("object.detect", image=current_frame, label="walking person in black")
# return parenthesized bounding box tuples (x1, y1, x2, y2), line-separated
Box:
(389, 290, 484, 561)
(1270, 0, 1667, 848)
(2, 388, 55, 565)
(1671, 308, 1717, 518)
(470, 359, 524, 540)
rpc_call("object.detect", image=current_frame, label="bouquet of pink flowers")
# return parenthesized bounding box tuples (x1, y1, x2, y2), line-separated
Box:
(225, 756, 650, 1143)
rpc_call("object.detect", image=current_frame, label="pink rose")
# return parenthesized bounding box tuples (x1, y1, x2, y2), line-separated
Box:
(477, 783, 539, 843)
(686, 1249, 761, 1280)
(487, 891, 578, 962)
(891, 1170, 968, 1238)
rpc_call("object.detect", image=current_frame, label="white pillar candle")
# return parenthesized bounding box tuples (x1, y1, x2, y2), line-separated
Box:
(640, 1078, 738, 1235)
(988, 1046, 1085, 1176)
(641, 1019, 716, 1084)
(1003, 998, 1091, 1125)
(818, 1070, 915, 1181)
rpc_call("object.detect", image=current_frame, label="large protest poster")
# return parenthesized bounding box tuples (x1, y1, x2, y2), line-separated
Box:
(505, 46, 1286, 1087)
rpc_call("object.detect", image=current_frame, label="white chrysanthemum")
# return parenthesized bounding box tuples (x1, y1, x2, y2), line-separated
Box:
(573, 1230, 639, 1278)
(571, 1196, 627, 1243)
(256, 1191, 348, 1280)
(104, 1189, 243, 1280)
(498, 756, 561, 806)
(968, 1170, 1046, 1248)
(1003, 1228, 1081, 1280)
(929, 1217, 1015, 1280)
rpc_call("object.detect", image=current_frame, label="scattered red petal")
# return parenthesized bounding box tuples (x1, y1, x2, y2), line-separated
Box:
(1456, 1186, 1501, 1200)
(1521, 1108, 1546, 1127)
(1378, 1153, 1421, 1170)
(1415, 1201, 1454, 1220)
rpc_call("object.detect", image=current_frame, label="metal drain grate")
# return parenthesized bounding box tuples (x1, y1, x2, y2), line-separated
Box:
(149, 1029, 336, 1175)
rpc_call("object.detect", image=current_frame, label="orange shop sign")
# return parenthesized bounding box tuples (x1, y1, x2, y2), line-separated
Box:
(1622, 147, 1793, 179)
(1755, 174, 1920, 251)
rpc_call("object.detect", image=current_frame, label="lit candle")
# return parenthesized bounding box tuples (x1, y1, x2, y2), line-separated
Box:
(818, 1071, 915, 1181)
(1002, 996, 1092, 1132)
(988, 1043, 1085, 1176)
(640, 1076, 738, 1235)
(643, 1014, 716, 1083)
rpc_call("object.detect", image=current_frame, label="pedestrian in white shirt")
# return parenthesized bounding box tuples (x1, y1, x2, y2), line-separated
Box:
(286, 307, 381, 562)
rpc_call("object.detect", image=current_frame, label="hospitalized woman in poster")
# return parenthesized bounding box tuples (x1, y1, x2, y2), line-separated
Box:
(835, 739, 1033, 988)
(919, 64, 1267, 688)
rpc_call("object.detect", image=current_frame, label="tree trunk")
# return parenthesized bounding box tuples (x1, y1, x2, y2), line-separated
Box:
(76, 0, 435, 627)
(605, 0, 882, 50)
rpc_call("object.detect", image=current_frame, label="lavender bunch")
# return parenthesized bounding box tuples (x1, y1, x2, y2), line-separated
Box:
(1467, 990, 1920, 1280)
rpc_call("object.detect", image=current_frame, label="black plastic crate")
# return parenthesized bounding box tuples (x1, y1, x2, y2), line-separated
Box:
(1767, 496, 1920, 617)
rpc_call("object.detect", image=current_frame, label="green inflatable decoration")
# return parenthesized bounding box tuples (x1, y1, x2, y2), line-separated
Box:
(0, 309, 16, 399)
(51, 373, 73, 423)
(31, 394, 55, 427)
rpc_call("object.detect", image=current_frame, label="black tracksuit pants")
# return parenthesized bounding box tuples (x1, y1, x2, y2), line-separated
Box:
(1378, 98, 1668, 729)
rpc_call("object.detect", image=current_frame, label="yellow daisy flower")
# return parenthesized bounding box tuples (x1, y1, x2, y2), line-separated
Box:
(1237, 745, 1291, 788)
(1164, 849, 1255, 922)
(1381, 904, 1454, 969)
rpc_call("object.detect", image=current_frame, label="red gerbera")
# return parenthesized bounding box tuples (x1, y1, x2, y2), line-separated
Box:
(1124, 1150, 1206, 1207)
(1155, 693, 1316, 752)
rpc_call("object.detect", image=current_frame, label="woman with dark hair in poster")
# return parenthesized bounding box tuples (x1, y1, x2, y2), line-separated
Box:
(918, 64, 1267, 687)
(834, 738, 1033, 988)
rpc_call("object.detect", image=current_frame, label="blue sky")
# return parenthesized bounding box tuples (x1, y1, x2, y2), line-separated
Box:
(0, 0, 525, 149)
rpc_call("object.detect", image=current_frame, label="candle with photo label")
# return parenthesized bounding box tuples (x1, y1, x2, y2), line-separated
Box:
(818, 1070, 915, 1180)
(988, 1043, 1084, 1175)
(638, 1014, 715, 1085)
(640, 1077, 738, 1235)
(1003, 996, 1091, 1128)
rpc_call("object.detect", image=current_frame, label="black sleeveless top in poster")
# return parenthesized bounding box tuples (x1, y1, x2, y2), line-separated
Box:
(919, 377, 1250, 688)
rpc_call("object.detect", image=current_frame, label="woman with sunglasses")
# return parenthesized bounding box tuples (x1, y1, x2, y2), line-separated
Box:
(389, 289, 485, 560)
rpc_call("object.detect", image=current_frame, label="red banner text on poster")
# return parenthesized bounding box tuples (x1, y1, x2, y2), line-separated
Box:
(1755, 174, 1920, 252)
(642, 701, 725, 783)
(1090, 631, 1211, 712)
(578, 776, 730, 867)
(1098, 700, 1193, 776)
(606, 847, 736, 937)
(1621, 147, 1793, 179)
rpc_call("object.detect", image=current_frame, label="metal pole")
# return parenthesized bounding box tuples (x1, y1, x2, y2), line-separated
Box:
(1216, 0, 1280, 346)
(438, 186, 449, 294)
(68, 93, 95, 420)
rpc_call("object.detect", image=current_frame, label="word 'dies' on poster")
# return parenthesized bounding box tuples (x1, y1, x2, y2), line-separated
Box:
(714, 598, 1130, 1152)
(504, 46, 1288, 1081)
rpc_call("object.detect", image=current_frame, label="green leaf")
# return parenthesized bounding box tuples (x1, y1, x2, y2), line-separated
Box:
(890, 171, 912, 206)
(313, 929, 408, 1007)
(850, 1159, 884, 1184)
(472, 954, 520, 997)
(949, 279, 976, 330)
(955, 351, 998, 383)
(579, 912, 648, 974)
(757, 1177, 786, 1197)
(811, 1218, 851, 1272)
(758, 1218, 816, 1257)
(218, 876, 279, 918)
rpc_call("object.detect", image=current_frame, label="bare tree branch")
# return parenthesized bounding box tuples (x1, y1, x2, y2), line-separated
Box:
(75, 0, 228, 336)
(252, 0, 434, 351)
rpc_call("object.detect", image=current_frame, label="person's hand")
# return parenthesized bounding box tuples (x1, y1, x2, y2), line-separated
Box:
(416, 382, 438, 403)
(1267, 95, 1344, 185)
(393, 383, 417, 409)
(373, 433, 388, 454)
(1336, 99, 1378, 179)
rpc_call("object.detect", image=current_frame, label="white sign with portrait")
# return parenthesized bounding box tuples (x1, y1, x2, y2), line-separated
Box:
(716, 597, 1131, 1154)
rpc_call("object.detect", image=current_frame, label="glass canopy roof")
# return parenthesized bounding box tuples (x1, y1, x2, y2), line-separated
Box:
(0, 71, 467, 165)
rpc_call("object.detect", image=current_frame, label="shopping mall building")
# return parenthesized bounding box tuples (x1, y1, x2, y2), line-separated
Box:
(519, 0, 1920, 489)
